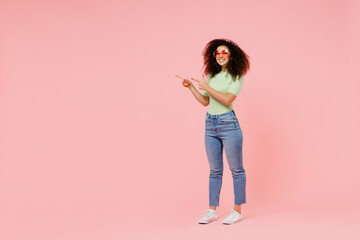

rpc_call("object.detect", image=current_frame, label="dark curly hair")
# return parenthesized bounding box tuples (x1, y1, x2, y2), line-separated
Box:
(202, 38, 250, 80)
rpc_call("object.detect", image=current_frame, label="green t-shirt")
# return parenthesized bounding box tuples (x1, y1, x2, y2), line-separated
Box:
(203, 72, 244, 115)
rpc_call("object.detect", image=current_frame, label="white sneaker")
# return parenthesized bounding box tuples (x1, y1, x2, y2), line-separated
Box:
(198, 209, 218, 224)
(222, 210, 243, 224)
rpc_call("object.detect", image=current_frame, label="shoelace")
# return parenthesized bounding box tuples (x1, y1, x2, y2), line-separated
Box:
(206, 210, 214, 218)
(230, 210, 240, 219)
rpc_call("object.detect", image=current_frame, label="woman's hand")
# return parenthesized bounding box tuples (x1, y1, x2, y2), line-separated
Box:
(175, 74, 192, 88)
(175, 74, 209, 106)
(191, 75, 209, 90)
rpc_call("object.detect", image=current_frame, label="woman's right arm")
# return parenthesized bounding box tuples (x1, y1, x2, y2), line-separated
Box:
(177, 74, 209, 106)
(188, 84, 209, 106)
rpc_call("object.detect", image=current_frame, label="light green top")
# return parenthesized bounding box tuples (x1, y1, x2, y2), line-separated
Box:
(203, 72, 244, 115)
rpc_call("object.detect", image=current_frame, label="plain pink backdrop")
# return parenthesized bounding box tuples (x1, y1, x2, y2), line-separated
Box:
(1, 0, 359, 239)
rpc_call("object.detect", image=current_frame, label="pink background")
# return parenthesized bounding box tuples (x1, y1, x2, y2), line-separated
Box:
(1, 0, 359, 239)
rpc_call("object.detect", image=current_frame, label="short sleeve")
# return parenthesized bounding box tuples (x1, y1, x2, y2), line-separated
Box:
(228, 75, 244, 96)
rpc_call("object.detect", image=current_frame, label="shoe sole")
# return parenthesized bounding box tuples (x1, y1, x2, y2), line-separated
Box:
(198, 218, 218, 224)
(222, 219, 243, 225)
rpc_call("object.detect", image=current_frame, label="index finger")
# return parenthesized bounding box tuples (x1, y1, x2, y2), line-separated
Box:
(175, 74, 188, 81)
(190, 78, 200, 82)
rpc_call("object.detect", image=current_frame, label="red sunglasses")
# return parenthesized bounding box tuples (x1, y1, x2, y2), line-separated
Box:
(213, 49, 230, 57)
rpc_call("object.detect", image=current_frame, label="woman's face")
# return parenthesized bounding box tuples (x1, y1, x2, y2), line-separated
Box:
(214, 45, 231, 69)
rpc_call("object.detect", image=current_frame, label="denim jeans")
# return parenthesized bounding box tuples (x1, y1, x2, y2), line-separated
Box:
(205, 110, 246, 206)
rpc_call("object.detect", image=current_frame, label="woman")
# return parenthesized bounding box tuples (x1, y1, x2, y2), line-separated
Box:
(176, 39, 250, 224)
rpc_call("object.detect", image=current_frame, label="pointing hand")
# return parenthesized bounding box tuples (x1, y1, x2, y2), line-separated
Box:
(191, 75, 209, 90)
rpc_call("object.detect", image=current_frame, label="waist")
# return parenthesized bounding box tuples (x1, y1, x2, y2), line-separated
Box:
(206, 110, 237, 119)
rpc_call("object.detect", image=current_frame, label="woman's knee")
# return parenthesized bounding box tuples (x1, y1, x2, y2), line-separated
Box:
(209, 168, 223, 178)
(230, 168, 245, 178)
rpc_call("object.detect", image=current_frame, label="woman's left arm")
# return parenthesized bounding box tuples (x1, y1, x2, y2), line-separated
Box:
(203, 86, 236, 106)
(190, 76, 237, 106)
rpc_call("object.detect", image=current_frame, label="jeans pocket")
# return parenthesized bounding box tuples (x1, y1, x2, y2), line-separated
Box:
(219, 115, 237, 124)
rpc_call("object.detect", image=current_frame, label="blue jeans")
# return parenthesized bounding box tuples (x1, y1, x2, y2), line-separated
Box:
(205, 110, 246, 206)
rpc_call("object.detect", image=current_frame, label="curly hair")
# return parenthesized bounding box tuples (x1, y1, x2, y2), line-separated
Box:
(202, 38, 250, 80)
